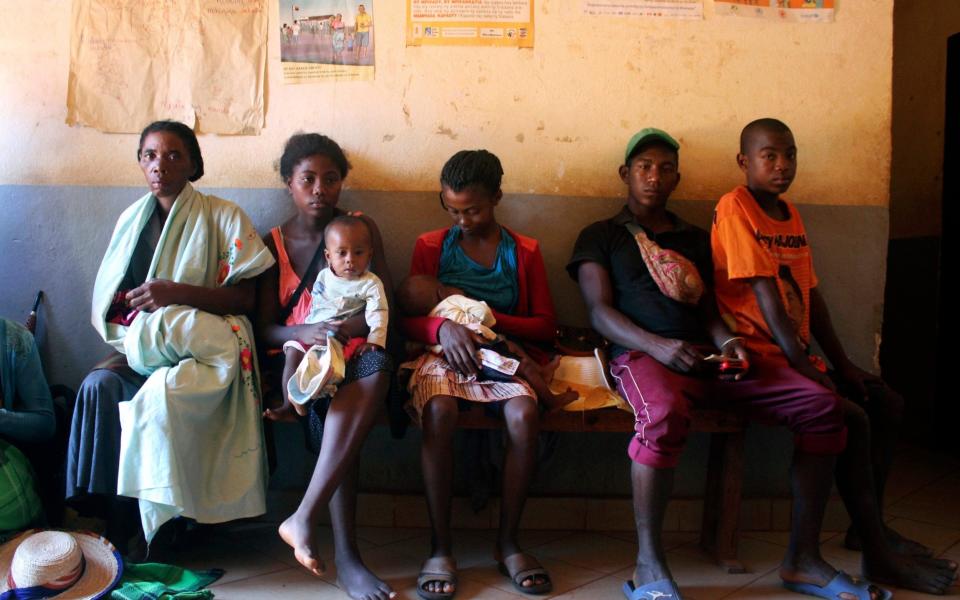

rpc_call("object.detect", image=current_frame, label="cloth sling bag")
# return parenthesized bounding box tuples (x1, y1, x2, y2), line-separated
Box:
(278, 208, 351, 324)
(624, 221, 704, 306)
(278, 242, 325, 325)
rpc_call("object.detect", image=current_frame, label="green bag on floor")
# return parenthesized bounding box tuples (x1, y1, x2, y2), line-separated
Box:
(110, 562, 224, 600)
(0, 440, 41, 539)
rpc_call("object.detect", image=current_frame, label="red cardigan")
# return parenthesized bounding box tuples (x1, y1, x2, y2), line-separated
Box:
(400, 227, 557, 350)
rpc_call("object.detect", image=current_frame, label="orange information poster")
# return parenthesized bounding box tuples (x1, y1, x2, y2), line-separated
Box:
(406, 0, 534, 47)
(715, 0, 834, 23)
(582, 1, 703, 20)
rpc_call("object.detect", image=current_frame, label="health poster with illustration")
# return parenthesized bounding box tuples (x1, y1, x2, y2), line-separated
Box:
(407, 0, 534, 47)
(66, 0, 267, 134)
(280, 0, 375, 83)
(715, 0, 834, 23)
(581, 0, 703, 20)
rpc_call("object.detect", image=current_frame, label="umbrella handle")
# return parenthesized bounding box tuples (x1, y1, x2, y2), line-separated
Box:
(25, 291, 43, 333)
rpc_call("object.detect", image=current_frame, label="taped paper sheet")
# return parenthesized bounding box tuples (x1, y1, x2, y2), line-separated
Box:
(66, 0, 268, 134)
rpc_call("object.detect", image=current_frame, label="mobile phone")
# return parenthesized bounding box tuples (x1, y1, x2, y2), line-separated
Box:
(703, 354, 749, 380)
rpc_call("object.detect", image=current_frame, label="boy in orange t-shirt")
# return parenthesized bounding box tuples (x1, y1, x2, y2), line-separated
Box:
(712, 118, 956, 596)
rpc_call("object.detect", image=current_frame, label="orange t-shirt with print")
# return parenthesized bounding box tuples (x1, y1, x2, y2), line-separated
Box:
(711, 185, 818, 365)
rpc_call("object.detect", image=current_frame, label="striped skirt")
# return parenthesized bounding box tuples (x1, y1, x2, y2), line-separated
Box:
(402, 353, 535, 425)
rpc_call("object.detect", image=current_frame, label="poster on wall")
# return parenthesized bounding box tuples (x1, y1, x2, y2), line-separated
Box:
(406, 0, 534, 48)
(581, 0, 703, 20)
(280, 0, 375, 83)
(715, 0, 834, 23)
(66, 0, 267, 135)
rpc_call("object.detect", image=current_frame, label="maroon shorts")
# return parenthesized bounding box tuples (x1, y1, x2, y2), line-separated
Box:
(610, 351, 847, 468)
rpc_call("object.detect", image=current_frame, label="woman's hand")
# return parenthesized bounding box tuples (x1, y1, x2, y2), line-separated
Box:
(299, 320, 349, 346)
(437, 320, 482, 377)
(126, 279, 184, 312)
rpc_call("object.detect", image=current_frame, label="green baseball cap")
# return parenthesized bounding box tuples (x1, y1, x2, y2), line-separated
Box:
(624, 128, 680, 163)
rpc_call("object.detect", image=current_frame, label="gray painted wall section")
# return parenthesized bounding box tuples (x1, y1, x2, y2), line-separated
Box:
(0, 184, 889, 496)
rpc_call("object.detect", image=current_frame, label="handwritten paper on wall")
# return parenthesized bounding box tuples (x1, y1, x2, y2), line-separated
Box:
(582, 1, 703, 20)
(407, 0, 534, 47)
(715, 0, 834, 23)
(66, 0, 268, 135)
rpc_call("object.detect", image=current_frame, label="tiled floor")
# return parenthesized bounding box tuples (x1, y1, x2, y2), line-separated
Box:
(173, 445, 960, 599)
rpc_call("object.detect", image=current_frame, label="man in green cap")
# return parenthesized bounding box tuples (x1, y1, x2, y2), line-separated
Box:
(566, 129, 870, 600)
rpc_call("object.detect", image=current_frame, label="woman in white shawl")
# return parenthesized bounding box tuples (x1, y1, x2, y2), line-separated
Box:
(66, 121, 275, 555)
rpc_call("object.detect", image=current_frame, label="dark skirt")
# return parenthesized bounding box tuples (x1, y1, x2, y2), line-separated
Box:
(303, 347, 394, 454)
(65, 364, 146, 499)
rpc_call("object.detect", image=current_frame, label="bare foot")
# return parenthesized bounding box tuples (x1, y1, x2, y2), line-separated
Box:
(336, 552, 395, 600)
(542, 388, 578, 411)
(263, 403, 302, 422)
(862, 551, 957, 595)
(845, 525, 934, 557)
(278, 514, 324, 576)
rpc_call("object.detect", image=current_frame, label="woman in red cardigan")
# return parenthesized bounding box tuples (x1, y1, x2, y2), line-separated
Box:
(400, 150, 556, 599)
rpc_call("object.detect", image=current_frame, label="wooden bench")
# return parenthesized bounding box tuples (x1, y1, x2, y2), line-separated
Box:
(457, 405, 748, 573)
(263, 343, 748, 573)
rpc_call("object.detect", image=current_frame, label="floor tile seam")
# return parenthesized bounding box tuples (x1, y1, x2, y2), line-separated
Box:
(243, 537, 310, 566)
(461, 552, 610, 578)
(882, 509, 960, 530)
(887, 469, 960, 506)
(709, 562, 784, 598)
(884, 513, 960, 530)
(740, 532, 789, 548)
(457, 556, 611, 589)
(356, 530, 430, 547)
(739, 530, 843, 548)
(523, 531, 580, 549)
(663, 537, 703, 554)
(207, 564, 301, 588)
(543, 568, 614, 598)
(819, 530, 842, 545)
(538, 553, 629, 576)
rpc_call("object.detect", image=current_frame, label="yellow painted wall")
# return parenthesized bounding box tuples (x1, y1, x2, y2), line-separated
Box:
(1, 1, 893, 206)
(890, 1, 959, 238)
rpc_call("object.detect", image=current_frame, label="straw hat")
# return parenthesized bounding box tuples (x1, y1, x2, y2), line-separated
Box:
(0, 530, 122, 600)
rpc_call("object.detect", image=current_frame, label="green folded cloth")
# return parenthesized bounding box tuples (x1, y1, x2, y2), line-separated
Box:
(111, 561, 224, 600)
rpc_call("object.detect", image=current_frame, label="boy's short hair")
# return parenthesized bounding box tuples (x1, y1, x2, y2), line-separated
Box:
(739, 118, 792, 153)
(624, 127, 679, 166)
(440, 150, 503, 196)
(324, 214, 371, 245)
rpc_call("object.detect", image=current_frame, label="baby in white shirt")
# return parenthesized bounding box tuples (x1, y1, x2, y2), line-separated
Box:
(271, 216, 388, 421)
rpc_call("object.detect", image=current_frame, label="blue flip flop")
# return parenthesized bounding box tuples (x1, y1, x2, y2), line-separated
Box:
(621, 578, 683, 600)
(782, 571, 892, 600)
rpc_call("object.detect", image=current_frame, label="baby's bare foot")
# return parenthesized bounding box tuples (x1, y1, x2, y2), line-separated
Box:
(263, 403, 301, 422)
